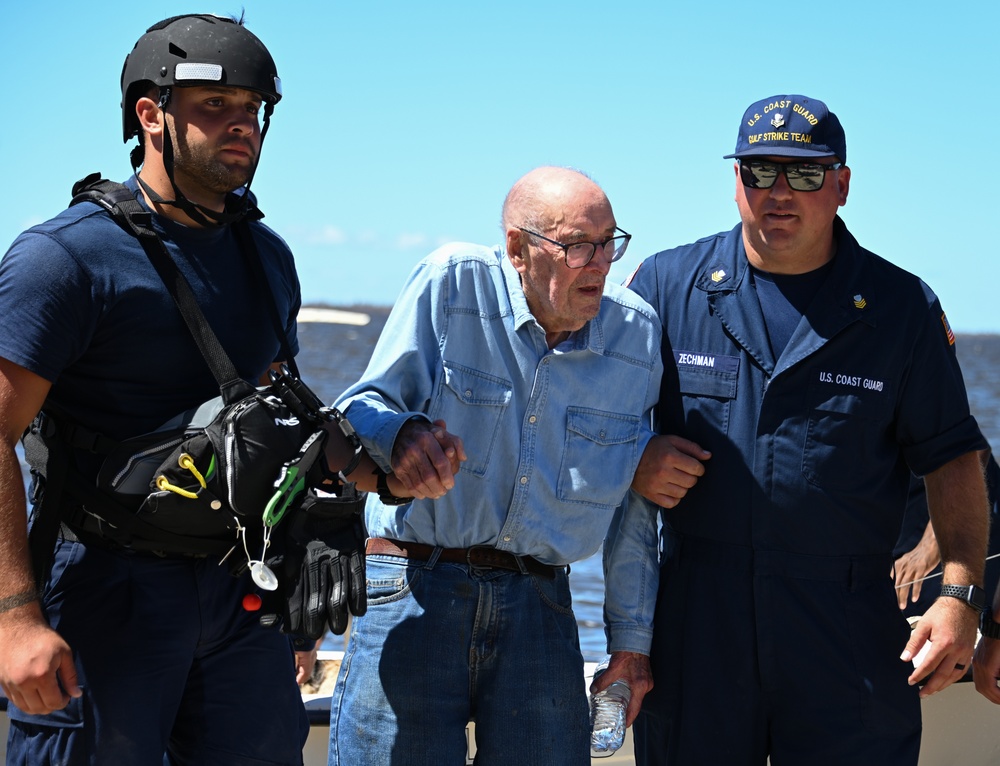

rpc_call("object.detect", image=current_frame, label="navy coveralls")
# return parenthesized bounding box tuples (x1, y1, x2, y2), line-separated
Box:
(626, 218, 986, 765)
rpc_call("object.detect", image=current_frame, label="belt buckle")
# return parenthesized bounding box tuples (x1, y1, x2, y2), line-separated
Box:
(466, 545, 528, 575)
(465, 544, 492, 573)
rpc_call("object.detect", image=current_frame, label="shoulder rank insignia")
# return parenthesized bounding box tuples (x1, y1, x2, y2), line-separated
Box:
(711, 269, 727, 283)
(853, 294, 867, 309)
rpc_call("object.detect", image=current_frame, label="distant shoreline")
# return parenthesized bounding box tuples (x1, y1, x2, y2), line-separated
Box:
(302, 305, 998, 337)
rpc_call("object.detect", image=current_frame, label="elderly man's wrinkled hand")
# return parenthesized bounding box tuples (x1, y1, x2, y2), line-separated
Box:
(391, 419, 466, 499)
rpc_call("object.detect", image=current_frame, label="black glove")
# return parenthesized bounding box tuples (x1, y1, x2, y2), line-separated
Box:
(259, 486, 368, 638)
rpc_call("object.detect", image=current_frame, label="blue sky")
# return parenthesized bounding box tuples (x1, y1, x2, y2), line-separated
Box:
(3, 1, 998, 332)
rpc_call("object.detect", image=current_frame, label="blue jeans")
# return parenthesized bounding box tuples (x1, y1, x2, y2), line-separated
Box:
(328, 552, 590, 766)
(6, 537, 308, 765)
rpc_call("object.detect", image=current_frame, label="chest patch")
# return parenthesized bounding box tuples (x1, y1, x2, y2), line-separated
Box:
(816, 370, 886, 393)
(674, 350, 740, 374)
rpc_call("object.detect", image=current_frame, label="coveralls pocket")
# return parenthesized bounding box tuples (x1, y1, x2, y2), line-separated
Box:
(677, 365, 737, 436)
(844, 582, 921, 736)
(558, 408, 640, 508)
(6, 693, 88, 766)
(803, 388, 891, 494)
(436, 362, 511, 476)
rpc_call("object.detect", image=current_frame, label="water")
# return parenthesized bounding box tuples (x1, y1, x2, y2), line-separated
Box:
(16, 307, 1000, 661)
(589, 656, 630, 756)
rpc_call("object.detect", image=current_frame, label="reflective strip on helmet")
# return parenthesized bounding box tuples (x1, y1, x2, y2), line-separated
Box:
(175, 63, 223, 82)
(272, 76, 282, 99)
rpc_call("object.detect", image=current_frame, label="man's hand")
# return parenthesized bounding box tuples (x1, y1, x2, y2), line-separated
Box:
(589, 651, 653, 727)
(0, 607, 81, 715)
(892, 523, 940, 609)
(974, 629, 1000, 704)
(391, 419, 466, 499)
(0, 359, 77, 714)
(632, 435, 710, 508)
(900, 597, 978, 698)
(294, 645, 319, 685)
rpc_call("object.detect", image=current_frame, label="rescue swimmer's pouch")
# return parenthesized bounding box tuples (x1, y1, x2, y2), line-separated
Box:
(95, 372, 334, 540)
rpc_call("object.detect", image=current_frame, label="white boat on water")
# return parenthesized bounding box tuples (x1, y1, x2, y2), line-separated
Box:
(297, 306, 371, 326)
(5, 652, 996, 765)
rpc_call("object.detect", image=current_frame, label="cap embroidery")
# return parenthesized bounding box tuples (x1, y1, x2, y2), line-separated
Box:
(725, 95, 846, 164)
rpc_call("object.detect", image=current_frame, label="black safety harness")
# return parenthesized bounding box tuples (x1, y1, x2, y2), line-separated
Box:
(23, 174, 313, 585)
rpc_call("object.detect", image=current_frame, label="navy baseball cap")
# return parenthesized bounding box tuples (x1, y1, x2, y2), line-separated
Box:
(724, 95, 846, 164)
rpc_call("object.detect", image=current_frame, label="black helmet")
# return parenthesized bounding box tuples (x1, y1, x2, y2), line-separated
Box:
(121, 14, 282, 143)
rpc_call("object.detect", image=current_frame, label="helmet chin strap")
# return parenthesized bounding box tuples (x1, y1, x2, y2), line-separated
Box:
(131, 88, 272, 226)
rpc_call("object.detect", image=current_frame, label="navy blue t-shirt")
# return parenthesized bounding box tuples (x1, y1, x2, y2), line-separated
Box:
(751, 260, 834, 357)
(0, 178, 301, 447)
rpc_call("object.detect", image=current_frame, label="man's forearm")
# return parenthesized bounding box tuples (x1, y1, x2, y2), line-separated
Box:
(0, 442, 38, 602)
(925, 450, 989, 587)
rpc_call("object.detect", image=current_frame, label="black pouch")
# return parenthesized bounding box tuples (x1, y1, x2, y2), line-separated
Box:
(96, 384, 324, 542)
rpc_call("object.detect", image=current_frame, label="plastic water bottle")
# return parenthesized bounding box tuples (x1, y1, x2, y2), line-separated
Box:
(589, 656, 630, 757)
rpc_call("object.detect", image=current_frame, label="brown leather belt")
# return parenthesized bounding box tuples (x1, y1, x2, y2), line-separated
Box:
(365, 537, 560, 579)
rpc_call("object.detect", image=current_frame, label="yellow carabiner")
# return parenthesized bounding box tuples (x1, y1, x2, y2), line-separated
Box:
(178, 453, 208, 489)
(155, 474, 199, 499)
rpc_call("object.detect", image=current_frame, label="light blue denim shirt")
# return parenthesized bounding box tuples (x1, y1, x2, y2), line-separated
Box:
(335, 243, 663, 567)
(603, 490, 662, 655)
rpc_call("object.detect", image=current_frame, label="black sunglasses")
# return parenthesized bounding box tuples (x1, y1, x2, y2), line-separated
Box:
(739, 159, 842, 192)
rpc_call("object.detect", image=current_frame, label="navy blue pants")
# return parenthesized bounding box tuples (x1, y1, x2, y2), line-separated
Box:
(635, 535, 921, 766)
(6, 537, 308, 765)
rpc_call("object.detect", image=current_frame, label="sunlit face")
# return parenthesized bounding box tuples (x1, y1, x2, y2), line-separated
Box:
(509, 182, 617, 343)
(166, 85, 263, 195)
(734, 155, 850, 272)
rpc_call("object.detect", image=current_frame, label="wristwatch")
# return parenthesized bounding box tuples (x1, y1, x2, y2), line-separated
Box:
(374, 467, 410, 506)
(939, 584, 987, 612)
(981, 608, 1000, 640)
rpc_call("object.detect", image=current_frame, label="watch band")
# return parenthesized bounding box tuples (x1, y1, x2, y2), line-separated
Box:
(939, 584, 987, 612)
(981, 608, 1000, 640)
(374, 467, 410, 506)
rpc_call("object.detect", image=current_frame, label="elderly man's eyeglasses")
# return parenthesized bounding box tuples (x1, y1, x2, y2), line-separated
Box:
(738, 160, 842, 192)
(517, 227, 631, 269)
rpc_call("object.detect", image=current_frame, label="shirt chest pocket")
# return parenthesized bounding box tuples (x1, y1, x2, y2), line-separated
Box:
(558, 408, 642, 509)
(437, 363, 512, 476)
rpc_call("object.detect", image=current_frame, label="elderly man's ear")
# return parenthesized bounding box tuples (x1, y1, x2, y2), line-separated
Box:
(506, 228, 527, 272)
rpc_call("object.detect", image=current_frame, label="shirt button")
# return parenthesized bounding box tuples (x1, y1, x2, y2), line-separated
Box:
(520, 476, 528, 485)
(529, 415, 537, 424)
(503, 535, 511, 542)
(465, 389, 473, 398)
